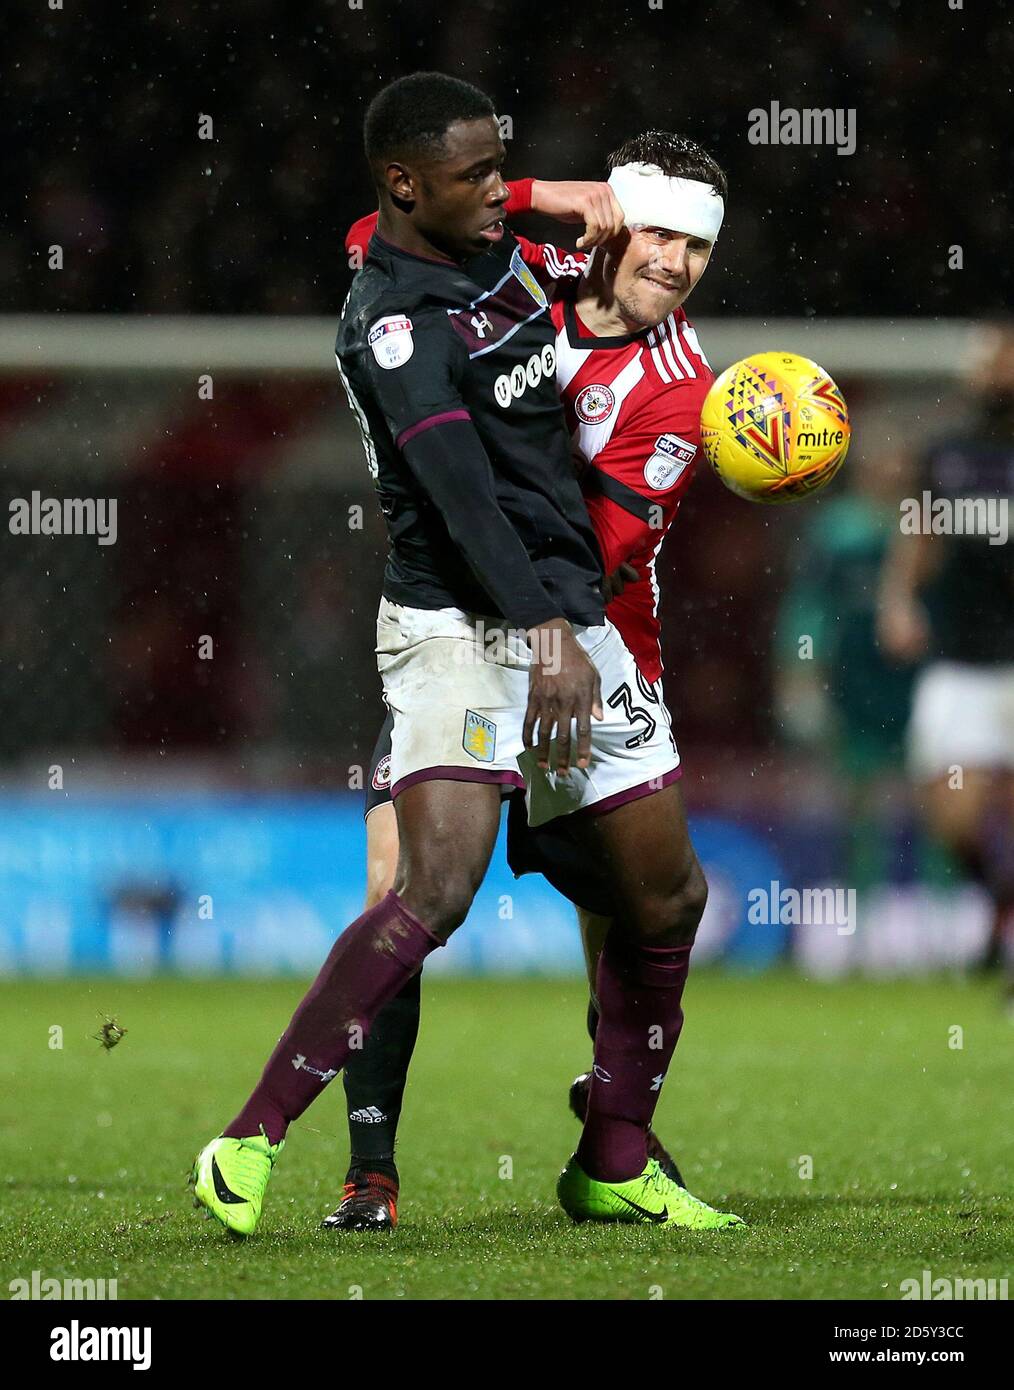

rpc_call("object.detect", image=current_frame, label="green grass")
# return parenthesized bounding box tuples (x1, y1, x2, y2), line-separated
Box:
(0, 972, 1010, 1300)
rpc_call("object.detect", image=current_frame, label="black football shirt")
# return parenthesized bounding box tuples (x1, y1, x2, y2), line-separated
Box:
(335, 229, 604, 631)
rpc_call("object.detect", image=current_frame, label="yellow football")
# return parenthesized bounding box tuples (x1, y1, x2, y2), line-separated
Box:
(700, 351, 850, 503)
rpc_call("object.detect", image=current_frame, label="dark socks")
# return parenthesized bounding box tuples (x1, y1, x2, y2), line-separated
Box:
(342, 970, 422, 1183)
(576, 931, 691, 1183)
(224, 891, 441, 1145)
(586, 996, 600, 1043)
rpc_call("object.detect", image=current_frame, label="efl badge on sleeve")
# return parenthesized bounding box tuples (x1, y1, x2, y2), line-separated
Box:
(368, 315, 415, 370)
(643, 433, 696, 490)
(463, 710, 497, 762)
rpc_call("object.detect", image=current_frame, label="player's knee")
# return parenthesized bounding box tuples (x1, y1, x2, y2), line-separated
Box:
(677, 858, 709, 940)
(393, 866, 479, 943)
(631, 857, 708, 946)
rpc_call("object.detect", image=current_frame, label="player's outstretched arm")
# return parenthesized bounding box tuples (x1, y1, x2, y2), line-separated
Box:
(344, 181, 623, 264)
(529, 180, 626, 249)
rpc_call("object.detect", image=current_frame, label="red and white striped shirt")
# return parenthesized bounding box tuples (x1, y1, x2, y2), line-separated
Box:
(513, 228, 712, 684)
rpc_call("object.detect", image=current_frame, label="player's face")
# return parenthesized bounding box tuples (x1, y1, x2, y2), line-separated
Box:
(409, 118, 510, 260)
(606, 226, 714, 329)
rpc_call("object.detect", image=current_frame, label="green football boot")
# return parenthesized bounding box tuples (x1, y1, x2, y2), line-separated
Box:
(558, 1155, 745, 1230)
(190, 1132, 283, 1236)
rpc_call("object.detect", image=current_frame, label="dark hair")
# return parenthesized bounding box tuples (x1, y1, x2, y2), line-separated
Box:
(606, 131, 728, 202)
(364, 72, 496, 180)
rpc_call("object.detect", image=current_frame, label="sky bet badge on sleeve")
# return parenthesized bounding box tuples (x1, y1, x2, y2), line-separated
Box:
(463, 710, 497, 762)
(368, 315, 415, 370)
(644, 433, 696, 490)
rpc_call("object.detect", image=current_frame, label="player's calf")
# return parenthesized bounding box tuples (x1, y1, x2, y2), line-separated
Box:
(573, 785, 707, 1183)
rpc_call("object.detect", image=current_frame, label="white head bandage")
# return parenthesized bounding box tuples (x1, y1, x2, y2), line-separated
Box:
(607, 161, 724, 243)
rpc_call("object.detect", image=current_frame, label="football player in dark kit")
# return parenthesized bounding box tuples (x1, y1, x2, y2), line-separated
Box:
(191, 72, 744, 1235)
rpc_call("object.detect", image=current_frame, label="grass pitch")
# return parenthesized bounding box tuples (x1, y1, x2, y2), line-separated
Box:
(0, 971, 1010, 1300)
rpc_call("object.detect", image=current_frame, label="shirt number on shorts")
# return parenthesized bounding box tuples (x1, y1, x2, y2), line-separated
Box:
(607, 679, 658, 749)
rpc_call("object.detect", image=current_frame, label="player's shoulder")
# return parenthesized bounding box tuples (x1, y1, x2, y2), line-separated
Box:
(347, 254, 443, 323)
(655, 306, 713, 381)
(631, 308, 713, 414)
(337, 256, 457, 363)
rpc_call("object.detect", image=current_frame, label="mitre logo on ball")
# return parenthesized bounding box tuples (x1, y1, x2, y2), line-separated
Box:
(575, 384, 616, 424)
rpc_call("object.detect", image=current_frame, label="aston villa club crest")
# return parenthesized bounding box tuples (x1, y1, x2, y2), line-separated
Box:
(463, 709, 497, 762)
(575, 384, 615, 425)
(509, 246, 548, 308)
(371, 753, 392, 791)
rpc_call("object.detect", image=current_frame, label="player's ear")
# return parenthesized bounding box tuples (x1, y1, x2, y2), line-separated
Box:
(383, 161, 415, 209)
(691, 242, 716, 285)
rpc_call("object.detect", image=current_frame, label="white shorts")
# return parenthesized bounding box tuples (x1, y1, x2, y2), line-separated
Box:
(907, 661, 1014, 780)
(376, 597, 681, 827)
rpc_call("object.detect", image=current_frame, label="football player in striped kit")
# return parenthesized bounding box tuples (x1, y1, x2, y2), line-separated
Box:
(328, 128, 728, 1231)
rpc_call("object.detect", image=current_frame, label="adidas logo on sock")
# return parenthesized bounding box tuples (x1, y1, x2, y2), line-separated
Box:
(349, 1106, 387, 1124)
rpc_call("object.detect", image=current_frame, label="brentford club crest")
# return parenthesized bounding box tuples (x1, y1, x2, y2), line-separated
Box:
(372, 753, 392, 791)
(575, 384, 615, 424)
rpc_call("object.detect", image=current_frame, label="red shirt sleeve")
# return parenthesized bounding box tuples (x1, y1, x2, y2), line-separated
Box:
(511, 234, 589, 292)
(504, 178, 534, 215)
(345, 213, 377, 257)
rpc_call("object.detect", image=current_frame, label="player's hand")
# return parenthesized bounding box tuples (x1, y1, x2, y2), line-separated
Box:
(602, 562, 638, 604)
(529, 180, 626, 250)
(876, 594, 930, 663)
(524, 617, 603, 776)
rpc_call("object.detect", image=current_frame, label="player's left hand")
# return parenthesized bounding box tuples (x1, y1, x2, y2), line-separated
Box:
(602, 562, 638, 604)
(530, 180, 626, 249)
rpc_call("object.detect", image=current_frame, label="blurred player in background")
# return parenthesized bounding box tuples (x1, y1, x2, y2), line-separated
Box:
(329, 129, 726, 1230)
(877, 324, 1014, 998)
(774, 446, 917, 892)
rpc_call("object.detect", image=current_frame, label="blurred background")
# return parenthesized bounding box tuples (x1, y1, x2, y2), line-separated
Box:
(1, 0, 1011, 979)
